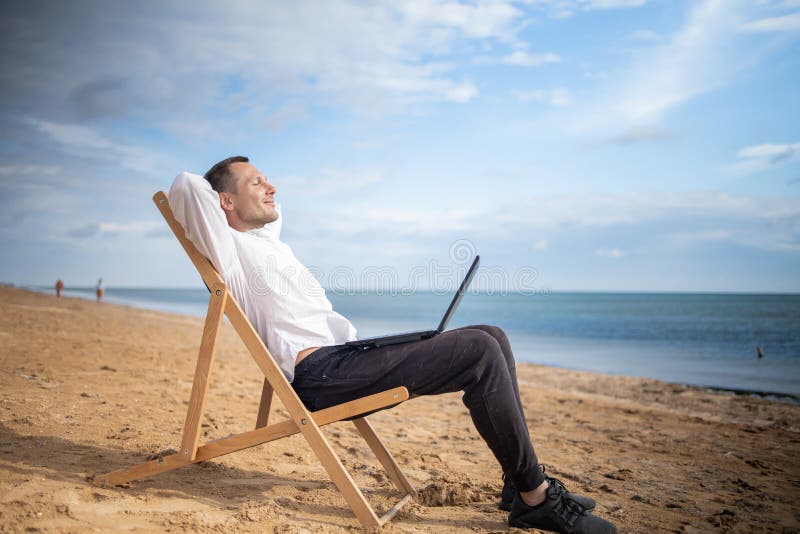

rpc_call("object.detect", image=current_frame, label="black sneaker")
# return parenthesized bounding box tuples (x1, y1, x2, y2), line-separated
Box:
(508, 479, 616, 533)
(499, 470, 596, 513)
(499, 473, 517, 511)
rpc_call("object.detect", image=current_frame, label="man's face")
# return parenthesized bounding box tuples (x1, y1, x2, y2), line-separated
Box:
(221, 162, 278, 231)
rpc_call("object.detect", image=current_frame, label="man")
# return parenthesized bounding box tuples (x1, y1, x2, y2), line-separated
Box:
(168, 156, 616, 534)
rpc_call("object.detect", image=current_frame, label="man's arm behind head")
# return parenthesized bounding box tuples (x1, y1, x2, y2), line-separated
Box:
(168, 171, 239, 278)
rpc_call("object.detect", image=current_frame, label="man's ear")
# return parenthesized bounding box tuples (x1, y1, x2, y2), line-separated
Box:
(218, 191, 235, 212)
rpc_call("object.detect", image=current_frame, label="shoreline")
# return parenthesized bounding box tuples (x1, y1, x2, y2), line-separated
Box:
(1, 285, 799, 532)
(695, 384, 800, 404)
(536, 360, 800, 405)
(15, 283, 800, 297)
(15, 284, 800, 402)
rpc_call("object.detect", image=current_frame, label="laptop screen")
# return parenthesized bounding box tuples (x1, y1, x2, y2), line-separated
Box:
(437, 255, 480, 332)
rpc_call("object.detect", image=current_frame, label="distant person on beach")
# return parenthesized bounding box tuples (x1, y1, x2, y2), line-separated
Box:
(96, 278, 104, 303)
(55, 278, 64, 298)
(169, 156, 616, 534)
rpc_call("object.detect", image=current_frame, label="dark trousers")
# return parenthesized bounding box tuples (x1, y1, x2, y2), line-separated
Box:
(291, 324, 545, 492)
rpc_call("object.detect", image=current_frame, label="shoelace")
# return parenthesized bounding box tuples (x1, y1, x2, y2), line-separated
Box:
(541, 466, 588, 514)
(548, 481, 585, 529)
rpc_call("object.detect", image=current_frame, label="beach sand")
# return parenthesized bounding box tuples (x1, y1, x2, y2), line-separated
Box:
(1, 285, 798, 533)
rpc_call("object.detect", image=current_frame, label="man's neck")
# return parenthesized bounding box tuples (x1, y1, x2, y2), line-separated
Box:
(226, 214, 256, 233)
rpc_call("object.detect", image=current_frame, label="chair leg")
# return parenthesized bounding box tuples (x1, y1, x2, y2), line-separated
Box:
(298, 417, 382, 527)
(255, 378, 273, 429)
(179, 284, 227, 461)
(352, 417, 416, 495)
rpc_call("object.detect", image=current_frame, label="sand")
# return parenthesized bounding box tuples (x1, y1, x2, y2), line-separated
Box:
(0, 285, 798, 533)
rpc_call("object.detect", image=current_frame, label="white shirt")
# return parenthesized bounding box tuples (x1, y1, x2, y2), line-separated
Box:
(168, 172, 357, 382)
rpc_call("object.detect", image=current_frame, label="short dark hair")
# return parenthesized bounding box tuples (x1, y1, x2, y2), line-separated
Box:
(204, 156, 249, 192)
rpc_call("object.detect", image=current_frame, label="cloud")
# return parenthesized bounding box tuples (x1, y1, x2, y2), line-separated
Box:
(521, 0, 652, 18)
(737, 142, 800, 160)
(500, 50, 561, 66)
(474, 50, 560, 67)
(144, 227, 174, 239)
(0, 164, 59, 177)
(68, 76, 131, 119)
(512, 87, 572, 106)
(730, 142, 800, 174)
(499, 191, 769, 229)
(740, 11, 800, 32)
(66, 221, 163, 239)
(396, 0, 523, 39)
(291, 192, 480, 240)
(755, 1, 800, 8)
(22, 117, 178, 176)
(617, 0, 744, 124)
(317, 166, 385, 191)
(262, 101, 307, 132)
(295, 190, 800, 257)
(299, 188, 784, 263)
(325, 206, 476, 237)
(582, 0, 648, 8)
(582, 70, 608, 80)
(666, 229, 733, 245)
(66, 223, 101, 239)
(279, 166, 386, 196)
(595, 247, 624, 257)
(0, 1, 530, 126)
(489, 191, 800, 254)
(567, 0, 762, 143)
(0, 179, 79, 228)
(446, 82, 479, 102)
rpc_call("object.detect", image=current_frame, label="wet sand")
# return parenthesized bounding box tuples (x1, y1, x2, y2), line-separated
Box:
(0, 286, 798, 532)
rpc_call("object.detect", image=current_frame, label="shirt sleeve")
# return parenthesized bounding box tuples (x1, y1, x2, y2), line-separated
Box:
(167, 171, 238, 277)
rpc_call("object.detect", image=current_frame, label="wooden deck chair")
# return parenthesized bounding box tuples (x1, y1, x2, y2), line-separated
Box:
(95, 192, 415, 528)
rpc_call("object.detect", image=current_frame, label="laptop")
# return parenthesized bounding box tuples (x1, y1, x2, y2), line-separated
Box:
(346, 255, 480, 349)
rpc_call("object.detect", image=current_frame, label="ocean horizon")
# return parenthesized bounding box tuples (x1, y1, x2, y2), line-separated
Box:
(26, 284, 800, 400)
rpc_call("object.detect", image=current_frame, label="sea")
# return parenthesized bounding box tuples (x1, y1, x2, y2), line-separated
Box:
(39, 286, 800, 399)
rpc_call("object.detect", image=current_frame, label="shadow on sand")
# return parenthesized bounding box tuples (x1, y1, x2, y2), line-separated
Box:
(0, 424, 507, 531)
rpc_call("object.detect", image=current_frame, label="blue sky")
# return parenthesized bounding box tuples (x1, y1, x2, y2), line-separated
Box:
(1, 0, 798, 292)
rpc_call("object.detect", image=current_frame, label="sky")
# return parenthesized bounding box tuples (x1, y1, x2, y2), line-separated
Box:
(0, 0, 798, 293)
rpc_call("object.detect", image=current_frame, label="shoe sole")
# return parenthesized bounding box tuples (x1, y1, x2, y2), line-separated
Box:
(501, 500, 595, 513)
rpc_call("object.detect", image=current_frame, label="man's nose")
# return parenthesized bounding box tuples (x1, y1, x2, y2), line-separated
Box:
(264, 182, 276, 195)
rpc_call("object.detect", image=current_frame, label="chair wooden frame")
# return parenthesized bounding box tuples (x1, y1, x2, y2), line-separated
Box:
(95, 192, 415, 528)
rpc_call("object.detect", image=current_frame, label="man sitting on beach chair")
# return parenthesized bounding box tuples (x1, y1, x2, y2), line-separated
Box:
(168, 156, 616, 534)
